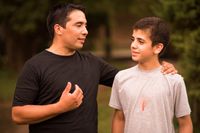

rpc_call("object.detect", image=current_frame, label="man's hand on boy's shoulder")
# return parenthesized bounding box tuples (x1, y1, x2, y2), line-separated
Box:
(161, 61, 178, 75)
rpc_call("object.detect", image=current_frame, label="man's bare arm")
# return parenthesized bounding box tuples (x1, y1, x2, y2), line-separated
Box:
(12, 82, 83, 124)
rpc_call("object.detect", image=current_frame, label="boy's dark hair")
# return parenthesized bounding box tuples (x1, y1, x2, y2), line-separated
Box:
(133, 17, 170, 55)
(47, 3, 85, 40)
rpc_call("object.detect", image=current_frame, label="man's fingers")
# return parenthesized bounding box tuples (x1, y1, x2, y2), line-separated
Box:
(161, 61, 177, 74)
(73, 84, 84, 105)
(163, 68, 177, 75)
(63, 82, 72, 94)
(73, 84, 83, 96)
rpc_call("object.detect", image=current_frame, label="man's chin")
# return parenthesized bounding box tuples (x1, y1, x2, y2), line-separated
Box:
(75, 45, 84, 50)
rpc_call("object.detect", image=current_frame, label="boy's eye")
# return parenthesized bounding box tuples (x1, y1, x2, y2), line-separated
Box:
(139, 41, 144, 44)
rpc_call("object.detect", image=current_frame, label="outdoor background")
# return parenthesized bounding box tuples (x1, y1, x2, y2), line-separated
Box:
(0, 0, 200, 132)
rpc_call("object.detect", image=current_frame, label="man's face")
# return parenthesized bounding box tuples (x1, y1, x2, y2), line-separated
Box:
(60, 10, 88, 50)
(130, 29, 157, 63)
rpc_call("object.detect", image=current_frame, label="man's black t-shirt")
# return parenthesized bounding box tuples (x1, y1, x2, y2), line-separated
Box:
(13, 50, 118, 133)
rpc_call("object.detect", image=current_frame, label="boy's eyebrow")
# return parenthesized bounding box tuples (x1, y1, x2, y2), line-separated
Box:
(132, 36, 145, 42)
(137, 38, 145, 41)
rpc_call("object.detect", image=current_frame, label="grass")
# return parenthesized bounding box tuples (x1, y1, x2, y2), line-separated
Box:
(97, 85, 113, 133)
(0, 69, 17, 102)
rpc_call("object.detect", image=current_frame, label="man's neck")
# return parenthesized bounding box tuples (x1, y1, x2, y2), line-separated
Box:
(47, 43, 75, 56)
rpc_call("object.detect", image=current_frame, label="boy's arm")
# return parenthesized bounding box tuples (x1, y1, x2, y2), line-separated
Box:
(112, 109, 125, 133)
(177, 115, 193, 133)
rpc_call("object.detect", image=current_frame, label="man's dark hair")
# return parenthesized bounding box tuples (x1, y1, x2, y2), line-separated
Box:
(133, 17, 170, 55)
(47, 3, 85, 40)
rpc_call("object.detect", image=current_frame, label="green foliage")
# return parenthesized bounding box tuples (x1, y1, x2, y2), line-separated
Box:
(130, 0, 157, 18)
(0, 0, 49, 34)
(181, 29, 200, 98)
(153, 0, 200, 31)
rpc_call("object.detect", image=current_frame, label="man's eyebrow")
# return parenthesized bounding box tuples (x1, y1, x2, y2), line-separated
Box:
(75, 21, 87, 24)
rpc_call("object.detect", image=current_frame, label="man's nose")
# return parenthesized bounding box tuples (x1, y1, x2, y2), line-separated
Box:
(82, 27, 88, 35)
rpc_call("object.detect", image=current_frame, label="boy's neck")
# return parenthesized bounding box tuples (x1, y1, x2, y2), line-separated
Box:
(137, 59, 161, 71)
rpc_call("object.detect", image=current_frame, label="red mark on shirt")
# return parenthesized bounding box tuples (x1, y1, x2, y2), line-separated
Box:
(140, 98, 148, 111)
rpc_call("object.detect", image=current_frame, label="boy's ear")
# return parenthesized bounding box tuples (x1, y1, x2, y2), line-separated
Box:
(153, 43, 164, 54)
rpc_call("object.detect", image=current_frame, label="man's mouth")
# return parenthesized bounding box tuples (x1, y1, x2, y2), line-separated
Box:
(78, 38, 86, 44)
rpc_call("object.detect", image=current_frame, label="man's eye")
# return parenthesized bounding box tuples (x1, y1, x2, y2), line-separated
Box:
(76, 24, 82, 27)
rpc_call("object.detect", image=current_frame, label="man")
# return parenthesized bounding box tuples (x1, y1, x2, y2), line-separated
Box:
(12, 3, 177, 133)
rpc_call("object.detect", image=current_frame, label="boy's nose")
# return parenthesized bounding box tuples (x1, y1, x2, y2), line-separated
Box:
(131, 41, 138, 49)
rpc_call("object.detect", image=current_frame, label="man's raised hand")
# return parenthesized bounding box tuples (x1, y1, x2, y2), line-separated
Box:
(56, 82, 84, 113)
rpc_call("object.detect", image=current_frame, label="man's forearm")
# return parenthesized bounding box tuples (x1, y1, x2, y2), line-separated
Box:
(12, 103, 61, 124)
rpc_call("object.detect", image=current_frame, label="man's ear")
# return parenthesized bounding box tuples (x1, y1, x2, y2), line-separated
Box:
(153, 43, 164, 55)
(54, 24, 63, 35)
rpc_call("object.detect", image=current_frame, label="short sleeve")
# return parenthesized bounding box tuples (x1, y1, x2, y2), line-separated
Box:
(12, 61, 39, 106)
(174, 76, 191, 118)
(109, 74, 122, 110)
(95, 56, 119, 87)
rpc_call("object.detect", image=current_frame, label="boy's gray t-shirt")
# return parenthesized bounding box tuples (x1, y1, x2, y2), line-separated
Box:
(109, 65, 191, 133)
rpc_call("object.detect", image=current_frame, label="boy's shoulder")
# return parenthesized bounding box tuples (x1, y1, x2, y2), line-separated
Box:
(115, 66, 138, 80)
(118, 65, 137, 74)
(165, 73, 183, 81)
(164, 73, 185, 86)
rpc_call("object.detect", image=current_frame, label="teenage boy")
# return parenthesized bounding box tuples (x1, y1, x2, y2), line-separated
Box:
(109, 17, 193, 133)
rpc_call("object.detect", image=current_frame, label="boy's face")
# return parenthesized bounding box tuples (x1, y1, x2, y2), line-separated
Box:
(56, 9, 88, 51)
(130, 29, 162, 63)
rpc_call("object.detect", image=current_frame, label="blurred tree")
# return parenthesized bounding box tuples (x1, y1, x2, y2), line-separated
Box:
(0, 0, 50, 70)
(152, 0, 200, 131)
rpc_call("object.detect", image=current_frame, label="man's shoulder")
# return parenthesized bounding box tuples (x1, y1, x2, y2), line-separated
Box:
(78, 51, 100, 59)
(26, 50, 46, 62)
(23, 50, 49, 68)
(77, 51, 112, 66)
